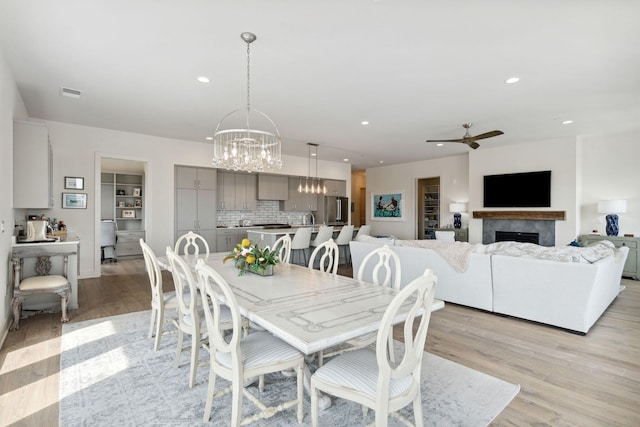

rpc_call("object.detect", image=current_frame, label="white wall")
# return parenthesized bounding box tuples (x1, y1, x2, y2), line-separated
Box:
(366, 134, 640, 245)
(0, 49, 28, 338)
(42, 121, 351, 278)
(468, 137, 580, 245)
(579, 131, 640, 236)
(365, 155, 469, 239)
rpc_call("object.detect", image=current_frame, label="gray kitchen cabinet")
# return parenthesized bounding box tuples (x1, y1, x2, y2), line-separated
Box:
(281, 177, 318, 211)
(258, 174, 289, 200)
(235, 173, 258, 210)
(216, 228, 248, 252)
(323, 179, 347, 197)
(14, 120, 53, 208)
(217, 171, 236, 210)
(175, 166, 217, 251)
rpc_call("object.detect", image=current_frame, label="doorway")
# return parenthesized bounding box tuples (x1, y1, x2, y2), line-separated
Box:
(98, 157, 147, 275)
(416, 177, 440, 239)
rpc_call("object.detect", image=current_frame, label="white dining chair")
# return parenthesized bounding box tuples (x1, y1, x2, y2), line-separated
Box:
(334, 225, 354, 265)
(175, 231, 210, 255)
(272, 233, 292, 264)
(140, 239, 178, 351)
(311, 268, 438, 427)
(195, 260, 304, 425)
(166, 247, 230, 388)
(308, 238, 339, 275)
(318, 244, 401, 367)
(290, 227, 313, 266)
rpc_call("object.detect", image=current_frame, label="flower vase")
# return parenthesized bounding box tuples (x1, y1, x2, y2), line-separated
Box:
(248, 264, 274, 276)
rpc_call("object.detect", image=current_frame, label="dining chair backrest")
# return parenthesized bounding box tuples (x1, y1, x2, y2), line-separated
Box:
(334, 225, 354, 245)
(195, 260, 242, 358)
(356, 244, 401, 289)
(308, 238, 339, 275)
(140, 239, 163, 302)
(311, 225, 334, 247)
(291, 227, 313, 250)
(175, 231, 210, 256)
(272, 233, 292, 264)
(166, 247, 199, 323)
(376, 268, 437, 391)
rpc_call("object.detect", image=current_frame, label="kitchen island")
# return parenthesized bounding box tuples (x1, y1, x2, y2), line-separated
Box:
(247, 226, 358, 264)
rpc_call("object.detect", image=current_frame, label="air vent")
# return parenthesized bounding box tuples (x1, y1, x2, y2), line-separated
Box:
(60, 87, 82, 99)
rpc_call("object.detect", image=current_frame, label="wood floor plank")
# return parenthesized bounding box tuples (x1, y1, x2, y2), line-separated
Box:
(1, 260, 639, 426)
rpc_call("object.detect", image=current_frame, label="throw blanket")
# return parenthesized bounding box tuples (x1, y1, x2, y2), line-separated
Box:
(483, 240, 616, 263)
(397, 240, 482, 272)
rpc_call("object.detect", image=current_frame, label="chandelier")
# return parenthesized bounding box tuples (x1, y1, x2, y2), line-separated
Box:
(211, 32, 282, 173)
(298, 143, 326, 194)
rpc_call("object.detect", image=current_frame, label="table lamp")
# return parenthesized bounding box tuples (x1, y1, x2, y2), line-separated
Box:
(449, 202, 467, 229)
(597, 199, 626, 236)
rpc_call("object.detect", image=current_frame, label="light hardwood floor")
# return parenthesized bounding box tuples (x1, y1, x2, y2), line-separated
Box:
(1, 259, 639, 426)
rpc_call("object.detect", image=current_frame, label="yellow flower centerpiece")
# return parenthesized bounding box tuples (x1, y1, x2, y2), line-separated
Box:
(223, 238, 279, 276)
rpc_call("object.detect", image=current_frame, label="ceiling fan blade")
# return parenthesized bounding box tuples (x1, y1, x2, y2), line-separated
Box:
(465, 140, 480, 149)
(426, 138, 466, 143)
(467, 130, 503, 141)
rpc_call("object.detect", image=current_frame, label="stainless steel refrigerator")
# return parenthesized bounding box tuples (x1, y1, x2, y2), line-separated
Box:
(324, 196, 349, 225)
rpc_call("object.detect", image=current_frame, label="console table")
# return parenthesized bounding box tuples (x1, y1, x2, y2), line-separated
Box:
(579, 235, 638, 280)
(425, 228, 468, 242)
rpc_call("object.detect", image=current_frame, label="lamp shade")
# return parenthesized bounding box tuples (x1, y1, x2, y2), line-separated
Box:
(449, 202, 467, 213)
(597, 200, 627, 214)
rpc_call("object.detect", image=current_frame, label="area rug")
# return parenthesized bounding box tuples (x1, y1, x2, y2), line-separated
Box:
(60, 311, 519, 426)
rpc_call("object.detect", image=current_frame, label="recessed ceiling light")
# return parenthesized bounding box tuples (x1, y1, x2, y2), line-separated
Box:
(311, 152, 317, 156)
(436, 143, 444, 147)
(205, 136, 213, 140)
(562, 120, 574, 125)
(505, 77, 520, 84)
(343, 158, 349, 162)
(197, 76, 210, 83)
(379, 160, 384, 164)
(361, 121, 369, 125)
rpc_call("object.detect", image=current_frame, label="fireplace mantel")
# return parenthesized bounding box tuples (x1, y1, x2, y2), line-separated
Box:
(473, 210, 566, 221)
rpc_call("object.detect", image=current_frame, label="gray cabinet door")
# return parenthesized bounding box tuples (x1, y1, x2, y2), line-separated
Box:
(198, 189, 217, 230)
(198, 168, 217, 190)
(176, 166, 197, 189)
(176, 188, 198, 230)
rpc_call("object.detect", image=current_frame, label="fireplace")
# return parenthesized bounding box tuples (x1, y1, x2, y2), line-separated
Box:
(495, 231, 539, 244)
(482, 219, 555, 246)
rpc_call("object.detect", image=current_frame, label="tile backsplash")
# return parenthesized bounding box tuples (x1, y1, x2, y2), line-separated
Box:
(216, 200, 312, 226)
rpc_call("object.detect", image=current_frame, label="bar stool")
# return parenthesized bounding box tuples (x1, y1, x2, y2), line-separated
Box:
(290, 227, 313, 266)
(334, 225, 354, 265)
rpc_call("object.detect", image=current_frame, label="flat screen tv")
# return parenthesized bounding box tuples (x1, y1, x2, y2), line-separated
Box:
(483, 170, 551, 208)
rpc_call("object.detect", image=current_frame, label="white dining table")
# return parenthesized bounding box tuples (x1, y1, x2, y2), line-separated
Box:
(157, 252, 444, 355)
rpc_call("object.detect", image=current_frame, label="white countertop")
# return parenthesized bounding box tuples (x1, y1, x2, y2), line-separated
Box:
(12, 237, 80, 248)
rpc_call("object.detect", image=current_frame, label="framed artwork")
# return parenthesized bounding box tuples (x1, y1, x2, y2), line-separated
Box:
(133, 188, 141, 196)
(62, 192, 87, 209)
(135, 199, 142, 207)
(122, 210, 136, 218)
(372, 190, 404, 221)
(64, 176, 84, 190)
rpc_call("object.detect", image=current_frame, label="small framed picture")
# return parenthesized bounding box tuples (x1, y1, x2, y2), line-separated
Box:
(135, 200, 142, 207)
(62, 192, 87, 209)
(122, 210, 136, 218)
(118, 201, 125, 208)
(64, 176, 84, 190)
(133, 188, 141, 196)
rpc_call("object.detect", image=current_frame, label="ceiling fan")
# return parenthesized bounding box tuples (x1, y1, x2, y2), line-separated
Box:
(426, 123, 504, 150)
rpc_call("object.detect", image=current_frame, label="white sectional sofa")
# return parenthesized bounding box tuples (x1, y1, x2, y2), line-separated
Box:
(350, 239, 629, 334)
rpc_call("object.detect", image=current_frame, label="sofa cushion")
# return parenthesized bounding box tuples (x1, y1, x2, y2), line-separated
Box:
(484, 241, 615, 263)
